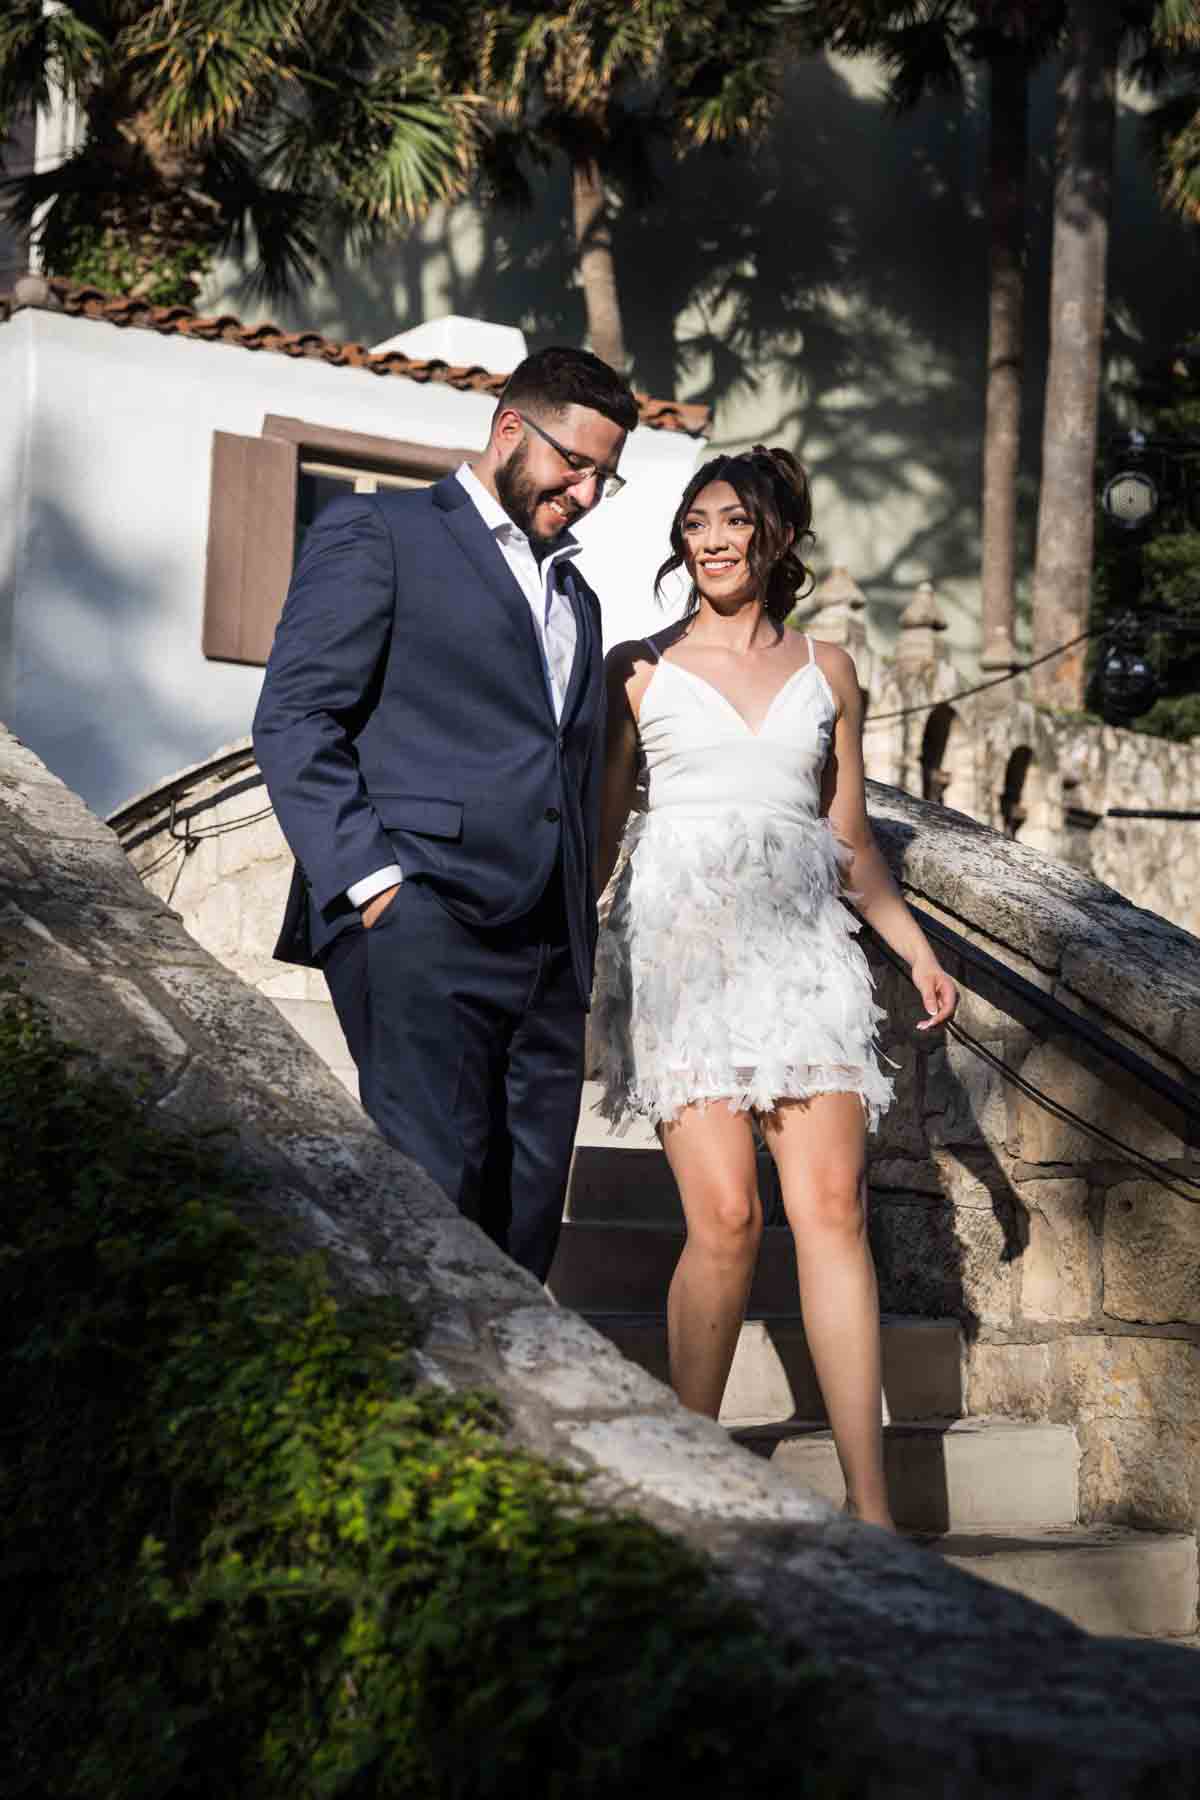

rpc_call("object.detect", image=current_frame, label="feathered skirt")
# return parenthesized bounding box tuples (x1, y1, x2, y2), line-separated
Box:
(590, 807, 894, 1130)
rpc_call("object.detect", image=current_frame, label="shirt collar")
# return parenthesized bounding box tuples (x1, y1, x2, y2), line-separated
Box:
(455, 462, 581, 565)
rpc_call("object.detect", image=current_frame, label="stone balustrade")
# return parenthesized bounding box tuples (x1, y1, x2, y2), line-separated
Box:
(792, 571, 1200, 938)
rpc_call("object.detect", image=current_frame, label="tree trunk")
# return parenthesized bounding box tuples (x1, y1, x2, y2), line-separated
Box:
(1029, 0, 1121, 709)
(571, 155, 628, 373)
(979, 46, 1028, 677)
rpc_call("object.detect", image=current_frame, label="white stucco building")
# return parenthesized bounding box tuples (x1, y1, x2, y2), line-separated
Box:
(0, 281, 706, 817)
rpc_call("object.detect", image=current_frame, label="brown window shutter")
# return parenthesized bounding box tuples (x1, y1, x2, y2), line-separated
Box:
(203, 431, 298, 666)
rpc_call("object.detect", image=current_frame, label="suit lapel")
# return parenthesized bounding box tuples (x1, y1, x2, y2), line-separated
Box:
(435, 477, 550, 696)
(560, 564, 598, 727)
(432, 474, 597, 729)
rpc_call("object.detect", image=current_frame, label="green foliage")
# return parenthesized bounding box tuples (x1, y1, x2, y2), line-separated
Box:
(0, 1, 475, 303)
(46, 212, 213, 307)
(0, 994, 839, 1799)
(1089, 338, 1200, 737)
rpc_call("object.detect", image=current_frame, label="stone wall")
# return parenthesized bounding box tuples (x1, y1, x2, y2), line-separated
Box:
(864, 785, 1200, 1535)
(112, 742, 353, 1090)
(798, 571, 1200, 938)
(10, 722, 1200, 1791)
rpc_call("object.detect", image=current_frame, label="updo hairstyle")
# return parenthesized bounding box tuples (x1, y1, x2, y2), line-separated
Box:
(655, 445, 816, 628)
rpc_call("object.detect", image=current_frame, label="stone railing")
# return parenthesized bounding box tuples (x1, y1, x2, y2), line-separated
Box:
(10, 724, 1200, 1786)
(794, 570, 1200, 939)
(863, 781, 1200, 1535)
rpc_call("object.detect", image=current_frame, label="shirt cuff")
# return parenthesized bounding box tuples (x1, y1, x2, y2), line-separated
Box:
(346, 865, 404, 909)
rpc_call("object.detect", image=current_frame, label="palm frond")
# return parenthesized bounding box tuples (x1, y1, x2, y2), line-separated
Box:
(0, 1, 108, 131)
(204, 134, 324, 297)
(123, 0, 301, 147)
(264, 61, 476, 227)
(1153, 0, 1200, 52)
(1143, 74, 1200, 222)
(877, 15, 965, 109)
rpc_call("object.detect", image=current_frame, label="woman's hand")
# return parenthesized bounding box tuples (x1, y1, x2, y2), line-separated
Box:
(911, 955, 958, 1031)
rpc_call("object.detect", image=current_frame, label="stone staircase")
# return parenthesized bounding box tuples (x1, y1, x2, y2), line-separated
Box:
(549, 1088, 1199, 1643)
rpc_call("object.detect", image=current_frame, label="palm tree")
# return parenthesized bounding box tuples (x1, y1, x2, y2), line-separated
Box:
(0, 0, 476, 306)
(433, 0, 788, 372)
(1027, 0, 1163, 709)
(1141, 0, 1200, 224)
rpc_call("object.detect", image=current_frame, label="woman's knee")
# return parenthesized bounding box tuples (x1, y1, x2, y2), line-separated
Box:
(791, 1168, 866, 1238)
(685, 1183, 763, 1261)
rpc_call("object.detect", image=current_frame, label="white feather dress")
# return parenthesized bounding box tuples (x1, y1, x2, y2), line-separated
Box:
(591, 637, 894, 1130)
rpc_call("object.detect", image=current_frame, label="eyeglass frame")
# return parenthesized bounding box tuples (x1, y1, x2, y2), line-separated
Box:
(516, 412, 626, 500)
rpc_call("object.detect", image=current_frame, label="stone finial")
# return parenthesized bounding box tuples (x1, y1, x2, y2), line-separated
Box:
(899, 579, 947, 631)
(895, 579, 948, 669)
(815, 565, 867, 612)
(12, 273, 61, 311)
(789, 565, 869, 670)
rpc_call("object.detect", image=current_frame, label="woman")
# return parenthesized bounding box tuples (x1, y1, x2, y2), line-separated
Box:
(592, 446, 957, 1530)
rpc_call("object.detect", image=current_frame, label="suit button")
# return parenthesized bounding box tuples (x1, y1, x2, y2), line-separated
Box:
(544, 806, 561, 823)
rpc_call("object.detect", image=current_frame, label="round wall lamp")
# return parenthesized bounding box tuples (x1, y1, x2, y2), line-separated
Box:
(1101, 468, 1159, 531)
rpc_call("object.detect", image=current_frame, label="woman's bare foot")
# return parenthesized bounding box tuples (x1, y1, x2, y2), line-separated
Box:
(843, 1499, 897, 1532)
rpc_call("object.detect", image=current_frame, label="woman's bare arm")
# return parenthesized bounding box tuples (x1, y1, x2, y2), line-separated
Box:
(817, 643, 958, 1030)
(595, 643, 644, 898)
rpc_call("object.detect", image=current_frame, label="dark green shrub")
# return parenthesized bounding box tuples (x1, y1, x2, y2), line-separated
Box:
(0, 995, 841, 1799)
(1089, 337, 1200, 738)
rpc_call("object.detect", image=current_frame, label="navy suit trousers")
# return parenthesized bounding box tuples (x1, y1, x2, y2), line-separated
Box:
(320, 869, 584, 1284)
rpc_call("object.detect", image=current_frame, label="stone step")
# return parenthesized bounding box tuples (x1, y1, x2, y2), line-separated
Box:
(566, 1143, 782, 1226)
(585, 1313, 964, 1427)
(546, 1219, 798, 1314)
(934, 1526, 1199, 1641)
(735, 1418, 1079, 1533)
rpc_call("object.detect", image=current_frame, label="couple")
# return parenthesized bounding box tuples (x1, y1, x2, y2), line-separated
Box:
(253, 345, 957, 1531)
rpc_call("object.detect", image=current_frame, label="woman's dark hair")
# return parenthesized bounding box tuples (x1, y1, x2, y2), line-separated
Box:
(496, 346, 640, 433)
(655, 446, 816, 627)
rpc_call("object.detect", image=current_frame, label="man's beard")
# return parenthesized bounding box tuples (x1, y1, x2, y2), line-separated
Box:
(495, 439, 576, 549)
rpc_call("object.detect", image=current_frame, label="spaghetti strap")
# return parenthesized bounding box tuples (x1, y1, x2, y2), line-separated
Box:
(642, 637, 662, 663)
(804, 634, 815, 667)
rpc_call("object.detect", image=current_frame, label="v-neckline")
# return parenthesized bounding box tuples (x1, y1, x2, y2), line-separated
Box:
(655, 655, 814, 739)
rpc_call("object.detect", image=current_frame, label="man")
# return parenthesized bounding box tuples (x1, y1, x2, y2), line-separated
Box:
(253, 346, 638, 1281)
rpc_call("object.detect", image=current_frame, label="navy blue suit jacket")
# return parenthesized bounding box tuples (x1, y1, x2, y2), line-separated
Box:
(252, 472, 606, 1006)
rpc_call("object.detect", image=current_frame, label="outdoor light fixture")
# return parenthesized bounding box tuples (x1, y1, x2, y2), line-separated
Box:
(1094, 428, 1200, 726)
(1101, 467, 1159, 530)
(1098, 623, 1157, 725)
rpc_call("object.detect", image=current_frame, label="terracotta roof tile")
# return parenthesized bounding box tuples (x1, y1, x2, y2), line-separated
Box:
(0, 275, 712, 436)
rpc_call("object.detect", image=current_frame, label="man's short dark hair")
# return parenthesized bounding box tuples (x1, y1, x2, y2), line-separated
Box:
(496, 346, 639, 434)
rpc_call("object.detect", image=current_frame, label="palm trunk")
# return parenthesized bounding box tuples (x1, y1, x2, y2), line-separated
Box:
(979, 46, 1028, 676)
(571, 155, 628, 373)
(1029, 0, 1121, 709)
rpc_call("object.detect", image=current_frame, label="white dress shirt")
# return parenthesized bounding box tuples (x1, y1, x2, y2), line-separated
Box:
(346, 463, 583, 910)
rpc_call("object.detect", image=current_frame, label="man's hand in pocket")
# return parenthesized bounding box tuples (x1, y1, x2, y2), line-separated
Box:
(361, 884, 402, 929)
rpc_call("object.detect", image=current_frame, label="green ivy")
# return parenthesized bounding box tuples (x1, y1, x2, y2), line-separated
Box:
(0, 994, 844, 1799)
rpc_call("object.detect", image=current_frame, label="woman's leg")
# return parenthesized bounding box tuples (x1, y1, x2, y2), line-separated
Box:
(758, 1093, 893, 1530)
(659, 1101, 763, 1418)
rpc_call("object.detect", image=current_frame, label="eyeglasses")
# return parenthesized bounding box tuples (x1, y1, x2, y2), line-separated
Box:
(518, 413, 626, 500)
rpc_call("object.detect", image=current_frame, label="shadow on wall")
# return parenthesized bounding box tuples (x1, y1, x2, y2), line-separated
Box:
(862, 822, 1027, 1365)
(212, 51, 1197, 649)
(14, 461, 253, 816)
